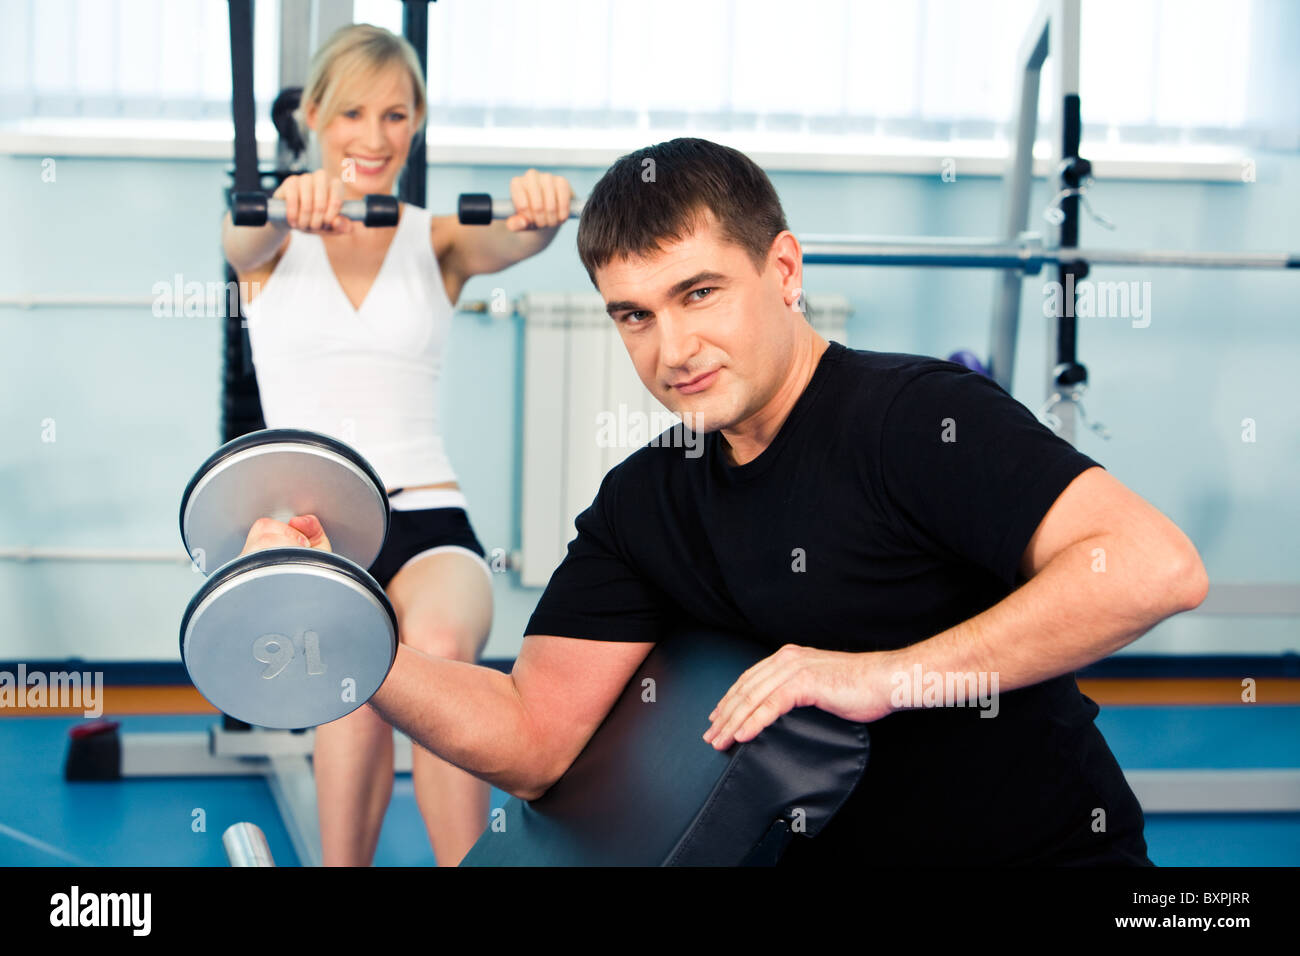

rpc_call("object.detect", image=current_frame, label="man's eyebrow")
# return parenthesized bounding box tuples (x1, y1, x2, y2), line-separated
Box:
(605, 271, 728, 316)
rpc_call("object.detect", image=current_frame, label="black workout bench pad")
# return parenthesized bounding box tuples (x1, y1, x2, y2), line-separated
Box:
(460, 623, 871, 866)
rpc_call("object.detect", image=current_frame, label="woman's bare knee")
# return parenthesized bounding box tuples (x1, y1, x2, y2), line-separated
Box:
(401, 623, 483, 663)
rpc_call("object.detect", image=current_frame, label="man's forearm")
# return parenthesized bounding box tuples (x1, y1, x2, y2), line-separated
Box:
(882, 534, 1206, 697)
(367, 645, 545, 798)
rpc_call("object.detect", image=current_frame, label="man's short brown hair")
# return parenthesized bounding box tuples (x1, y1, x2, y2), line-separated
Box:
(576, 137, 790, 287)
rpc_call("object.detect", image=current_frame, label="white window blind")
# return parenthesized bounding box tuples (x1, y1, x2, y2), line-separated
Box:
(357, 0, 1296, 149)
(0, 0, 280, 123)
(5, 0, 1296, 150)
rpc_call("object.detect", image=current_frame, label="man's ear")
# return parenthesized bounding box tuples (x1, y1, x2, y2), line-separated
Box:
(769, 231, 803, 306)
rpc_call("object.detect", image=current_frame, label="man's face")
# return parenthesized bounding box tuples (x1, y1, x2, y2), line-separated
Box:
(596, 213, 802, 436)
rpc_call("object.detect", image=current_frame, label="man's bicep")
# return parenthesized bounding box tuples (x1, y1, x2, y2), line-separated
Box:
(510, 634, 655, 794)
(1018, 465, 1198, 580)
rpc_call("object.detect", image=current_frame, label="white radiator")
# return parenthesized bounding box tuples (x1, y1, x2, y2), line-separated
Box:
(516, 292, 851, 587)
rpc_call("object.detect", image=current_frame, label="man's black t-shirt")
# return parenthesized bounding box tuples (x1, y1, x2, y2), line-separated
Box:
(526, 342, 1151, 866)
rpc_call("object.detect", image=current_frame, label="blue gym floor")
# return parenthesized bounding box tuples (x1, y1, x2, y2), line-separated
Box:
(2, 706, 1297, 866)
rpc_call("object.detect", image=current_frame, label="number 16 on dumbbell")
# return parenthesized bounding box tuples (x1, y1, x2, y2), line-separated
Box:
(178, 429, 397, 730)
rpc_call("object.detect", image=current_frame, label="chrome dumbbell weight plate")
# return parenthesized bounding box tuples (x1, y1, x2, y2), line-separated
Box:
(180, 429, 389, 574)
(180, 549, 398, 729)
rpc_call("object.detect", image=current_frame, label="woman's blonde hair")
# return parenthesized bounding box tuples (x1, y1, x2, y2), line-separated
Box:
(295, 24, 427, 149)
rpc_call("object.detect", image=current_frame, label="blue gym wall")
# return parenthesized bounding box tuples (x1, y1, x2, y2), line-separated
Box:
(1, 149, 1297, 662)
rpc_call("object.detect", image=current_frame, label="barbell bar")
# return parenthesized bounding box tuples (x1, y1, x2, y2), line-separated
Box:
(223, 821, 276, 867)
(454, 192, 1297, 274)
(799, 232, 1299, 274)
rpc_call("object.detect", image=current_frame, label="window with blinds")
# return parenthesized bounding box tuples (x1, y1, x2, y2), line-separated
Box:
(3, 0, 1295, 151)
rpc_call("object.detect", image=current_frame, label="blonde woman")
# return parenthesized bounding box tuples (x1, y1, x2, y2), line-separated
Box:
(221, 24, 574, 866)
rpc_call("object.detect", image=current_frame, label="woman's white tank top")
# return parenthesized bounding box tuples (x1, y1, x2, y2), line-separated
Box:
(242, 203, 458, 490)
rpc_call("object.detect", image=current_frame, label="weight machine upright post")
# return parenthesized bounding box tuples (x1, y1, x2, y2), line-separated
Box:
(279, 0, 311, 90)
(223, 0, 266, 446)
(222, 0, 264, 732)
(988, 0, 1050, 395)
(228, 0, 259, 195)
(1049, 0, 1084, 446)
(280, 1, 351, 91)
(400, 1, 433, 207)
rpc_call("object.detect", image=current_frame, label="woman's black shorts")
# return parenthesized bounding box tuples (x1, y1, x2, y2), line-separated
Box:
(366, 507, 488, 590)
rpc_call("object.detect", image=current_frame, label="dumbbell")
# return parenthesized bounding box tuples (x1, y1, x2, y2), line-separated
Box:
(229, 192, 400, 228)
(178, 429, 397, 730)
(457, 193, 585, 225)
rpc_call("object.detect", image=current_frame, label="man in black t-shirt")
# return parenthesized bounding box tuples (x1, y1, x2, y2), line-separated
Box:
(256, 138, 1209, 864)
(517, 138, 1202, 865)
